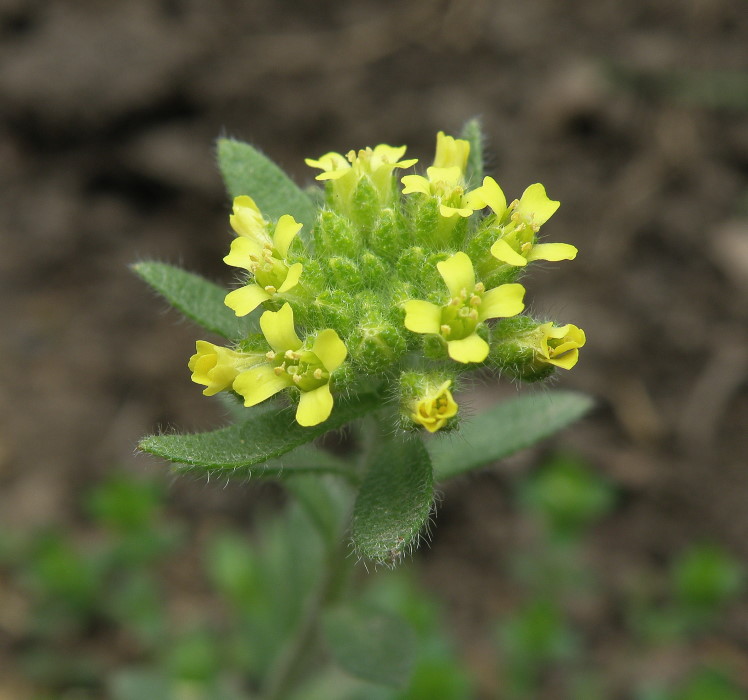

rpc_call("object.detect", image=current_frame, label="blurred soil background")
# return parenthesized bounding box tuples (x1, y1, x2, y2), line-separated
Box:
(2, 0, 748, 697)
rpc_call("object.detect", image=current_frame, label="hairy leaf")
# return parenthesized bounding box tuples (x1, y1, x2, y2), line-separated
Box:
(132, 261, 253, 340)
(460, 117, 484, 186)
(430, 391, 594, 481)
(217, 137, 316, 231)
(352, 434, 433, 565)
(323, 606, 417, 688)
(139, 394, 380, 476)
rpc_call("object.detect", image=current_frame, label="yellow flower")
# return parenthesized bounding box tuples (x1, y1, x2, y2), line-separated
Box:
(401, 131, 476, 219)
(410, 380, 458, 433)
(188, 341, 263, 396)
(223, 197, 304, 317)
(232, 303, 347, 427)
(403, 252, 525, 363)
(305, 144, 417, 217)
(534, 323, 586, 370)
(467, 178, 576, 266)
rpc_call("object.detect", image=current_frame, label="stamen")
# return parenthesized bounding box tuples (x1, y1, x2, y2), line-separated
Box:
(520, 242, 532, 252)
(265, 351, 276, 361)
(264, 285, 277, 294)
(313, 368, 324, 380)
(292, 374, 302, 384)
(468, 310, 478, 320)
(474, 282, 485, 293)
(284, 350, 301, 360)
(469, 295, 481, 306)
(273, 366, 286, 376)
(440, 324, 452, 336)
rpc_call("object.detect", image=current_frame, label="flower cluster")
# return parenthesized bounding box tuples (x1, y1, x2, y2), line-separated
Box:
(190, 131, 585, 430)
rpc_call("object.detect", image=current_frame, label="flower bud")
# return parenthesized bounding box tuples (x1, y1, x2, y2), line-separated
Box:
(399, 372, 459, 433)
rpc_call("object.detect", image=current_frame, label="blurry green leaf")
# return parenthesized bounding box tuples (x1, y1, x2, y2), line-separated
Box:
(431, 391, 594, 481)
(205, 532, 260, 610)
(217, 137, 317, 230)
(672, 544, 744, 614)
(401, 658, 473, 700)
(111, 670, 173, 700)
(520, 454, 614, 538)
(673, 667, 745, 700)
(352, 434, 433, 564)
(167, 628, 221, 682)
(284, 474, 353, 547)
(324, 606, 417, 688)
(132, 261, 254, 340)
(459, 117, 484, 186)
(86, 474, 162, 533)
(139, 393, 379, 475)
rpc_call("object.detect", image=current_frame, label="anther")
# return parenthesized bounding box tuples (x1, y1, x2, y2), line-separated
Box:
(292, 374, 302, 384)
(264, 285, 277, 294)
(470, 294, 481, 306)
(520, 242, 532, 252)
(313, 368, 324, 380)
(440, 324, 452, 336)
(265, 351, 276, 361)
(468, 310, 478, 320)
(284, 350, 300, 360)
(474, 282, 485, 293)
(273, 366, 286, 376)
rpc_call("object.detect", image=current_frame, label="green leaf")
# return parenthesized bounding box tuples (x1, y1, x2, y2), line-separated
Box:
(283, 474, 353, 547)
(323, 606, 417, 688)
(431, 391, 594, 481)
(217, 137, 317, 231)
(460, 117, 484, 186)
(352, 434, 433, 565)
(139, 394, 380, 476)
(132, 261, 253, 340)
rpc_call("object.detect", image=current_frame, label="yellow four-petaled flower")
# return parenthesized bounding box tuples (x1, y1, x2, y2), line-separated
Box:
(403, 252, 525, 363)
(410, 379, 458, 433)
(232, 303, 347, 427)
(534, 322, 586, 370)
(223, 196, 304, 316)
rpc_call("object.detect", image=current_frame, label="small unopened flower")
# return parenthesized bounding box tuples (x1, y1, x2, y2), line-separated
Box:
(306, 144, 417, 217)
(233, 303, 347, 427)
(432, 131, 470, 172)
(534, 322, 586, 369)
(223, 196, 303, 316)
(188, 341, 263, 396)
(403, 252, 525, 363)
(410, 379, 458, 433)
(468, 178, 576, 266)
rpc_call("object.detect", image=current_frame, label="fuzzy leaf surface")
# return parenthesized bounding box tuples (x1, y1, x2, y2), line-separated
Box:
(132, 261, 253, 340)
(323, 606, 417, 688)
(217, 137, 316, 230)
(139, 394, 380, 476)
(460, 117, 484, 186)
(352, 434, 433, 565)
(430, 391, 594, 481)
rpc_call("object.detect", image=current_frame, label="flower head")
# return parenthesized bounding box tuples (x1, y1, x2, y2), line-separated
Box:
(306, 144, 417, 218)
(403, 252, 525, 363)
(188, 341, 263, 396)
(534, 322, 586, 370)
(468, 179, 576, 267)
(409, 379, 458, 433)
(232, 303, 347, 426)
(223, 196, 304, 316)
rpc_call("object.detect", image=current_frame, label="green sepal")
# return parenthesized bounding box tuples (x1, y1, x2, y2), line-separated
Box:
(352, 433, 434, 565)
(323, 605, 417, 688)
(460, 117, 485, 187)
(132, 261, 254, 340)
(430, 391, 594, 481)
(216, 137, 316, 231)
(139, 393, 380, 476)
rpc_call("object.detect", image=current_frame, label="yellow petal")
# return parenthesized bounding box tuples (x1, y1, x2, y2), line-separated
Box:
(312, 329, 347, 372)
(547, 348, 579, 370)
(490, 239, 528, 267)
(439, 203, 473, 218)
(225, 284, 271, 317)
(223, 236, 264, 270)
(479, 283, 525, 320)
(526, 242, 577, 262)
(260, 303, 302, 352)
(401, 174, 431, 195)
(464, 177, 507, 216)
(437, 252, 475, 298)
(447, 334, 489, 363)
(305, 152, 350, 180)
(433, 131, 470, 172)
(296, 384, 334, 427)
(426, 166, 462, 187)
(272, 215, 303, 258)
(230, 196, 268, 238)
(517, 184, 560, 226)
(233, 364, 289, 407)
(277, 262, 303, 293)
(403, 300, 442, 334)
